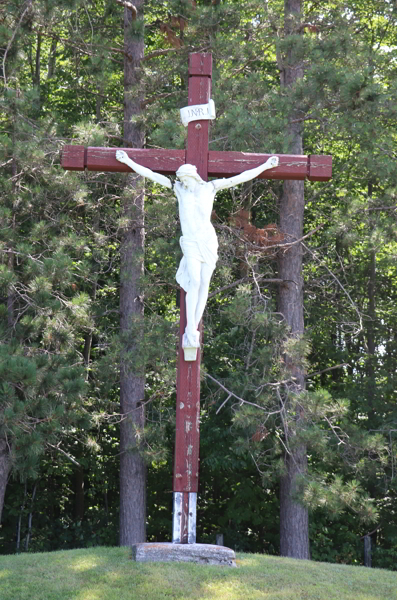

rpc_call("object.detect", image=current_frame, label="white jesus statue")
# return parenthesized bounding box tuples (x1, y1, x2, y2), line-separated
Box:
(116, 150, 279, 358)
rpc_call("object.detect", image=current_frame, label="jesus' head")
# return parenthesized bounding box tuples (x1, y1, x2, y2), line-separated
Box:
(176, 164, 204, 185)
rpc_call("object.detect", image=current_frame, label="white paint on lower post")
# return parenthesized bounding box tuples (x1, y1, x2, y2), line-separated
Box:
(172, 492, 182, 543)
(172, 491, 197, 544)
(188, 492, 197, 544)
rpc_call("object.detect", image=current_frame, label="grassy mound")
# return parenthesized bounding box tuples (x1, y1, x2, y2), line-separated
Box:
(0, 546, 396, 600)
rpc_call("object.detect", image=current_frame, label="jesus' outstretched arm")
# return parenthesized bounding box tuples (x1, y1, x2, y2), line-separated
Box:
(211, 155, 279, 193)
(116, 150, 173, 189)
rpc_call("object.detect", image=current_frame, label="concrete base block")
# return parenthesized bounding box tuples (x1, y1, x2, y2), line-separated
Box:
(132, 542, 237, 567)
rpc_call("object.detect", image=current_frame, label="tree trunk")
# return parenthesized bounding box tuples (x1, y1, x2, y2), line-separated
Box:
(73, 467, 85, 521)
(47, 38, 57, 79)
(35, 33, 41, 88)
(366, 183, 377, 424)
(24, 481, 37, 551)
(279, 443, 309, 558)
(366, 247, 376, 416)
(0, 438, 11, 523)
(0, 100, 17, 524)
(119, 0, 146, 546)
(16, 482, 27, 553)
(278, 0, 310, 560)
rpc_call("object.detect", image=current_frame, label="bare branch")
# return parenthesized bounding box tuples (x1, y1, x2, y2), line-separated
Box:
(323, 415, 349, 445)
(0, 159, 13, 169)
(277, 224, 325, 252)
(215, 393, 232, 415)
(305, 363, 350, 379)
(207, 277, 246, 299)
(205, 372, 285, 416)
(230, 50, 272, 77)
(365, 205, 397, 212)
(47, 443, 81, 467)
(207, 277, 284, 300)
(303, 242, 363, 334)
(142, 48, 181, 61)
(141, 91, 179, 108)
(114, 0, 137, 18)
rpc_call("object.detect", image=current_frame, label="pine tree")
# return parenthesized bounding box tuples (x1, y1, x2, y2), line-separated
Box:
(119, 0, 147, 546)
(0, 0, 102, 523)
(277, 0, 310, 560)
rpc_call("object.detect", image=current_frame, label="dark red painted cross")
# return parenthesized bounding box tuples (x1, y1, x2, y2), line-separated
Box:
(62, 52, 332, 545)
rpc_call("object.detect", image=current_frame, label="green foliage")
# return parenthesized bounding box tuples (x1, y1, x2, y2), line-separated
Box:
(1, 0, 397, 569)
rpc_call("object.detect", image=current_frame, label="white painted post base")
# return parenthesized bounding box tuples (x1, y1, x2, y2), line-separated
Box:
(172, 492, 197, 544)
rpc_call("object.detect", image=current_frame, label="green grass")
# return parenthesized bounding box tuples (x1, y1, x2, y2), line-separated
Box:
(0, 546, 396, 600)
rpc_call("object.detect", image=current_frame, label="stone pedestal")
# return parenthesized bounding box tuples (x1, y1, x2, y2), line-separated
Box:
(131, 543, 237, 567)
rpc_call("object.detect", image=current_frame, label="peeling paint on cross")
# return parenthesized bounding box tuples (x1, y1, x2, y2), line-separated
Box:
(61, 52, 332, 546)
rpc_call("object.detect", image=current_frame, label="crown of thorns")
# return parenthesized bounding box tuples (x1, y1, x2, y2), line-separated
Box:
(176, 164, 202, 180)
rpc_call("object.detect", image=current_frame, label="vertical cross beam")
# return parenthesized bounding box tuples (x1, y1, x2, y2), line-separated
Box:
(172, 53, 212, 544)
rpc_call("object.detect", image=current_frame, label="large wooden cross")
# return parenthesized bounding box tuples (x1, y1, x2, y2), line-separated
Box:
(62, 52, 332, 545)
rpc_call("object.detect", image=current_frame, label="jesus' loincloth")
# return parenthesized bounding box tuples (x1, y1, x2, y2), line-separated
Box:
(176, 227, 218, 292)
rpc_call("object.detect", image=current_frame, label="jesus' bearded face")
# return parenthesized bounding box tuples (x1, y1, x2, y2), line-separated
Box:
(177, 174, 198, 189)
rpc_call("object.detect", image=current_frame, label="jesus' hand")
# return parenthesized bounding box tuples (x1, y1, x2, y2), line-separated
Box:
(116, 150, 129, 164)
(115, 150, 173, 189)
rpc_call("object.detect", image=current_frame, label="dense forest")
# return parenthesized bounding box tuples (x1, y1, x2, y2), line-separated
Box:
(1, 0, 397, 568)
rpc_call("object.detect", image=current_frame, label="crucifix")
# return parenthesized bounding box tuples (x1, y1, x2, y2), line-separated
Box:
(62, 52, 332, 546)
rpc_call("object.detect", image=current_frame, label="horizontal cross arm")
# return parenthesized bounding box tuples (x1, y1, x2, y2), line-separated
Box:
(61, 146, 185, 175)
(62, 145, 332, 182)
(208, 151, 332, 182)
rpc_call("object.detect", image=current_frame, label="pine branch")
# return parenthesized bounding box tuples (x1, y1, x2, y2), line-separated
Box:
(3, 0, 33, 88)
(30, 27, 126, 63)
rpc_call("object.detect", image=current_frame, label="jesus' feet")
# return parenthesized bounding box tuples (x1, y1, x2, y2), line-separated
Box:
(182, 330, 200, 349)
